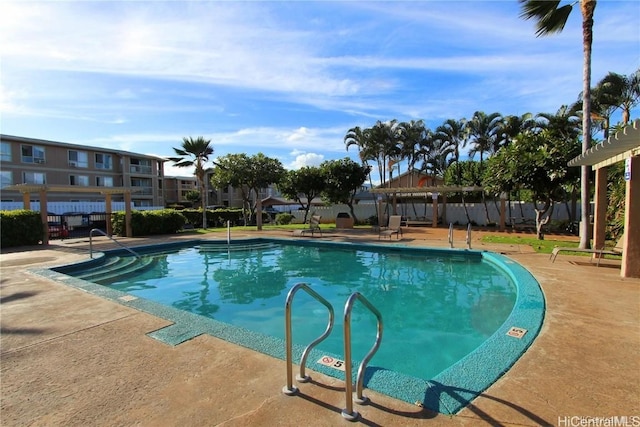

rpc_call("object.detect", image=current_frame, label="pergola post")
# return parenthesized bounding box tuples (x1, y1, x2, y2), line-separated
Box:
(39, 188, 49, 245)
(124, 191, 133, 238)
(592, 168, 607, 259)
(105, 193, 113, 236)
(441, 194, 447, 226)
(22, 192, 31, 210)
(431, 193, 438, 228)
(622, 156, 640, 278)
(499, 192, 506, 232)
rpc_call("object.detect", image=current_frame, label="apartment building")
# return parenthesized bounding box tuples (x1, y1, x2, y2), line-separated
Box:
(0, 135, 166, 207)
(163, 176, 197, 206)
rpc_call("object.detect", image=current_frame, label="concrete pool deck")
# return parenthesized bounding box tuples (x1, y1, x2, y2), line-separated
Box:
(1, 227, 638, 426)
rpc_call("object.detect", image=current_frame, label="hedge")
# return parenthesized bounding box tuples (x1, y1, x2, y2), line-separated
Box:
(111, 210, 186, 237)
(0, 210, 44, 247)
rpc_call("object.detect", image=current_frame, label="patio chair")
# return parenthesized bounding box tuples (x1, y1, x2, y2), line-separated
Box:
(296, 215, 323, 237)
(550, 234, 624, 266)
(379, 215, 403, 240)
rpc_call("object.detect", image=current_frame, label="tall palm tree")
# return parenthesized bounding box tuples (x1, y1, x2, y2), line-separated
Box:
(519, 0, 597, 249)
(599, 69, 640, 125)
(497, 113, 535, 149)
(465, 111, 502, 163)
(399, 119, 428, 185)
(345, 125, 379, 221)
(435, 118, 471, 223)
(169, 136, 214, 229)
(465, 111, 502, 224)
(496, 113, 535, 220)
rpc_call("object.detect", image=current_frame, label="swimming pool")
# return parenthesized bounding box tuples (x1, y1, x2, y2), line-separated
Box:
(42, 238, 545, 414)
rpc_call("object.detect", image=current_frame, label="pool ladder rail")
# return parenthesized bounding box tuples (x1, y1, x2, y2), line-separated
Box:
(282, 283, 383, 422)
(448, 223, 472, 249)
(89, 228, 141, 259)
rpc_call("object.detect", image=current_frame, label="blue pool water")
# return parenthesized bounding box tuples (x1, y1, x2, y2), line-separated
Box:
(48, 238, 545, 414)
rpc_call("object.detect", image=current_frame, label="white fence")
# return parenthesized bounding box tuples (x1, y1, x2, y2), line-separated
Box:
(2, 200, 583, 226)
(285, 201, 581, 226)
(0, 201, 164, 214)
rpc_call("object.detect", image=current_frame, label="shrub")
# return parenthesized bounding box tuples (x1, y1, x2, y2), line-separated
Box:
(111, 210, 186, 236)
(275, 213, 294, 225)
(0, 210, 43, 247)
(179, 208, 244, 228)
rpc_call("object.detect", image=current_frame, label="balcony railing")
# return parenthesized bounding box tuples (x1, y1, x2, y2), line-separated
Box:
(129, 164, 152, 174)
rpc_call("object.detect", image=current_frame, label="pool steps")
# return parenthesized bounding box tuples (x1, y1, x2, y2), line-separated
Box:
(74, 256, 156, 284)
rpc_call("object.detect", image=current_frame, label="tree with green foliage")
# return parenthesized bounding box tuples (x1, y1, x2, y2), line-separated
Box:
(278, 166, 326, 224)
(519, 0, 597, 249)
(210, 153, 285, 230)
(169, 136, 214, 229)
(483, 130, 581, 239)
(184, 190, 201, 205)
(320, 158, 370, 224)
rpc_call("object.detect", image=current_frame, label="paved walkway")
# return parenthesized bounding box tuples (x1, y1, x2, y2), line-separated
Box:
(1, 227, 638, 426)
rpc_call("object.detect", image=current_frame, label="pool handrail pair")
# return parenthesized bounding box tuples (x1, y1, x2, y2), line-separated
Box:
(282, 283, 383, 422)
(448, 223, 472, 250)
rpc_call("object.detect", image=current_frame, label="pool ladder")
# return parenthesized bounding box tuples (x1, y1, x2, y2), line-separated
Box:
(89, 228, 141, 259)
(282, 283, 383, 422)
(448, 223, 472, 249)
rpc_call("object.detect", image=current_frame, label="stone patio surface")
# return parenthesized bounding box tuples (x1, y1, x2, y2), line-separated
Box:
(1, 226, 638, 426)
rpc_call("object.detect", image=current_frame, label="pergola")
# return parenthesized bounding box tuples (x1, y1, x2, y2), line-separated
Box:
(4, 184, 140, 244)
(568, 118, 640, 278)
(368, 185, 498, 228)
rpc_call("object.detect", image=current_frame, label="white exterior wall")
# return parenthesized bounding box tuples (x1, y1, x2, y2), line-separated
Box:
(286, 201, 581, 225)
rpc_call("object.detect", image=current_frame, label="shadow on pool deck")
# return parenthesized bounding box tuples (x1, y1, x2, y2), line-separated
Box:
(1, 227, 638, 426)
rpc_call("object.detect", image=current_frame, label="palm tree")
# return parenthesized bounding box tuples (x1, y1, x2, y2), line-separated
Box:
(435, 118, 471, 223)
(497, 113, 535, 149)
(399, 120, 428, 185)
(400, 119, 430, 216)
(519, 0, 597, 249)
(169, 136, 214, 229)
(599, 69, 640, 125)
(345, 125, 379, 222)
(497, 113, 535, 219)
(465, 111, 502, 224)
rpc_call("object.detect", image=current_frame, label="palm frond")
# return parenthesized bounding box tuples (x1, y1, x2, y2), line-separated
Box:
(519, 1, 573, 37)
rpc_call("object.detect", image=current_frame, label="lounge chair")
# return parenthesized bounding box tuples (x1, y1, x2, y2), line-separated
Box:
(550, 235, 624, 266)
(295, 215, 322, 237)
(379, 215, 403, 240)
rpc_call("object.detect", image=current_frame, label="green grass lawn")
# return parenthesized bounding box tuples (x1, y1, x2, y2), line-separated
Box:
(481, 235, 576, 254)
(481, 234, 621, 260)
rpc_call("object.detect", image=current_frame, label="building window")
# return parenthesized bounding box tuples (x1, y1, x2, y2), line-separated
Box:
(96, 176, 113, 187)
(21, 145, 46, 164)
(95, 153, 113, 170)
(70, 175, 89, 186)
(1, 142, 11, 162)
(1, 171, 12, 188)
(131, 177, 152, 195)
(68, 150, 89, 168)
(23, 172, 46, 184)
(130, 158, 151, 174)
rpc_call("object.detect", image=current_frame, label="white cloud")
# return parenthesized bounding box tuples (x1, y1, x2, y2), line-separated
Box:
(288, 153, 325, 170)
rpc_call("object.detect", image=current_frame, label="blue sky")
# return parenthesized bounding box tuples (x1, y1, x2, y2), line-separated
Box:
(1, 1, 639, 180)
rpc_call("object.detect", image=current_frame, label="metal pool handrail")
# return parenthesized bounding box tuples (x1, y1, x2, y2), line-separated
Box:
(448, 223, 454, 248)
(342, 292, 383, 421)
(282, 283, 335, 396)
(89, 228, 141, 259)
(466, 223, 472, 249)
